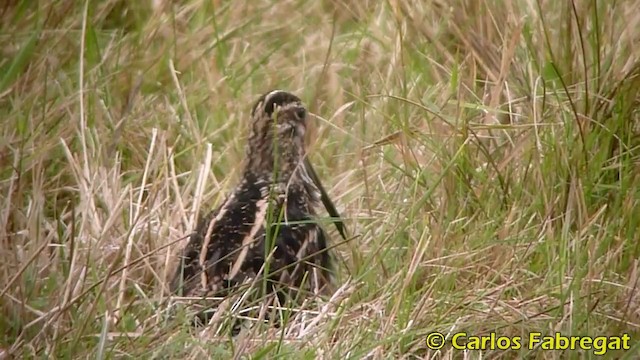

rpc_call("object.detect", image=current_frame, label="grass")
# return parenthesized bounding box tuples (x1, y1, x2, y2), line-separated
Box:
(1, 0, 640, 358)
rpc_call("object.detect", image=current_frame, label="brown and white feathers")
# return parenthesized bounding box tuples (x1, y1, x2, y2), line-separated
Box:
(171, 90, 346, 306)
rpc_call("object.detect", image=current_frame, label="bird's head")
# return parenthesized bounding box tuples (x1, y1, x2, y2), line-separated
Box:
(245, 90, 309, 179)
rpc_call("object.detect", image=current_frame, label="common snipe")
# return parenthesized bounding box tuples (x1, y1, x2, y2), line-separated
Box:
(171, 90, 347, 326)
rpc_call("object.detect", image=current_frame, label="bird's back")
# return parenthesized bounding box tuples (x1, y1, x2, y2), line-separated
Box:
(170, 174, 332, 300)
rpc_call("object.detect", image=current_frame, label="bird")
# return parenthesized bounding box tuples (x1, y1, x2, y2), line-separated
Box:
(170, 89, 347, 328)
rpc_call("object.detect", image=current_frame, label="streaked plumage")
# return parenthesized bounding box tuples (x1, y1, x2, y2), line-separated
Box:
(171, 90, 346, 325)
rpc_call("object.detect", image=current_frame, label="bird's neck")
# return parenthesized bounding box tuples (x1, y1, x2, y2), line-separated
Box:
(244, 145, 305, 182)
(241, 160, 319, 205)
(242, 159, 303, 186)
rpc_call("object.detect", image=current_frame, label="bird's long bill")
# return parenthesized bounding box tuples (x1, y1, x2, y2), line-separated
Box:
(303, 157, 348, 240)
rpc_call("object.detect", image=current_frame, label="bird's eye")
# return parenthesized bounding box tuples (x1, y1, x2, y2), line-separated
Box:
(294, 107, 306, 120)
